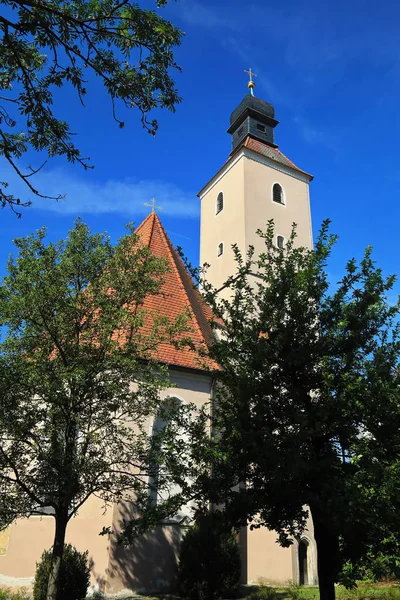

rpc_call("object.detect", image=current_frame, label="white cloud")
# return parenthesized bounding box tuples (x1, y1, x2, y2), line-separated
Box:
(3, 165, 199, 218)
(292, 117, 339, 149)
(175, 0, 238, 32)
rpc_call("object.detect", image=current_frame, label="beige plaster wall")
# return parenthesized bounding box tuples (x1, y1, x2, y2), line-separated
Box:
(200, 151, 313, 299)
(200, 157, 246, 293)
(247, 513, 318, 586)
(247, 527, 294, 585)
(106, 369, 213, 594)
(243, 156, 313, 257)
(0, 369, 213, 594)
(0, 494, 113, 591)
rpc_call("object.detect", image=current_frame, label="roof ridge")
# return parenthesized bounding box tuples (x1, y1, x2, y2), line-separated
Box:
(165, 238, 215, 348)
(135, 211, 156, 246)
(152, 214, 210, 347)
(235, 135, 313, 179)
(131, 211, 217, 372)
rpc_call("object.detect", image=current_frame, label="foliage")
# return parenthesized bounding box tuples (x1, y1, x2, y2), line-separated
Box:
(248, 586, 279, 600)
(0, 219, 200, 599)
(340, 542, 400, 586)
(0, 588, 31, 600)
(284, 585, 304, 600)
(178, 512, 242, 600)
(192, 220, 400, 600)
(0, 0, 182, 214)
(33, 544, 90, 600)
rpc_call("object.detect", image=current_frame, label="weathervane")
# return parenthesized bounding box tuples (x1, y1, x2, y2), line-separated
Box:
(144, 198, 162, 213)
(244, 67, 257, 96)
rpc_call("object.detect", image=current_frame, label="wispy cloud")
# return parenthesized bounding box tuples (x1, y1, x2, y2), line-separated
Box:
(293, 117, 339, 149)
(3, 166, 199, 218)
(175, 1, 400, 111)
(175, 0, 238, 32)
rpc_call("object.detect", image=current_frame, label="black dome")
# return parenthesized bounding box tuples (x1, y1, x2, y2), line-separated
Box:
(229, 94, 275, 126)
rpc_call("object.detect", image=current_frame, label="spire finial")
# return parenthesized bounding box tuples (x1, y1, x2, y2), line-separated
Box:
(144, 198, 162, 213)
(244, 67, 257, 96)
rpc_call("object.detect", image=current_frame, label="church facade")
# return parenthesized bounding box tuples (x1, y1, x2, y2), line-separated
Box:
(0, 89, 318, 593)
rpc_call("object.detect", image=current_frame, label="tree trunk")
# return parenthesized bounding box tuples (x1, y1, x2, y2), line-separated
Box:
(46, 511, 68, 600)
(310, 502, 340, 600)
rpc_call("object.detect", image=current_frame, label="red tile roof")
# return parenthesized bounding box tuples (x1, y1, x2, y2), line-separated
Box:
(134, 212, 216, 373)
(236, 136, 313, 180)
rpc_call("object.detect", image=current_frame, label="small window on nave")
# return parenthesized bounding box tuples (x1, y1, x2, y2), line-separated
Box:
(273, 183, 285, 205)
(216, 192, 224, 214)
(277, 235, 285, 249)
(217, 242, 224, 257)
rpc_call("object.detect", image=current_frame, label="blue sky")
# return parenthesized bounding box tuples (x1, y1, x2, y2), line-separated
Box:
(1, 0, 400, 297)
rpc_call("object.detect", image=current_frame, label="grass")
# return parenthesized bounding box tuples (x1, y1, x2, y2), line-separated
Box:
(243, 584, 400, 600)
(104, 586, 400, 600)
(1, 583, 399, 600)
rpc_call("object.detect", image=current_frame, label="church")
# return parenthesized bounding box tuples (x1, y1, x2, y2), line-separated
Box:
(0, 79, 318, 594)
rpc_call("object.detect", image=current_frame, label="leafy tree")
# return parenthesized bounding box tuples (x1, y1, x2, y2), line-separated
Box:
(178, 512, 241, 600)
(194, 221, 400, 600)
(0, 0, 182, 214)
(33, 544, 90, 600)
(0, 219, 199, 600)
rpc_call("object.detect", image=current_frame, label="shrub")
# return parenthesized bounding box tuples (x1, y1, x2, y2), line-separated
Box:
(33, 543, 90, 600)
(0, 589, 30, 600)
(285, 584, 303, 600)
(178, 512, 241, 600)
(248, 586, 278, 600)
(382, 589, 400, 600)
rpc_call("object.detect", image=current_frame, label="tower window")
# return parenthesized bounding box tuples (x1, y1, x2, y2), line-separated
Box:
(277, 235, 285, 249)
(217, 242, 224, 257)
(273, 183, 285, 205)
(256, 123, 266, 132)
(237, 126, 244, 137)
(216, 192, 224, 215)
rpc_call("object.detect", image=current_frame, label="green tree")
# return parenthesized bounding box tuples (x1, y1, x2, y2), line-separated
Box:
(0, 0, 182, 214)
(0, 219, 198, 600)
(195, 221, 400, 600)
(178, 512, 242, 600)
(33, 544, 90, 600)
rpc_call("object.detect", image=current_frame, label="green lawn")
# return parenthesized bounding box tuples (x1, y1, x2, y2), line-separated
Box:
(245, 584, 400, 600)
(1, 583, 399, 600)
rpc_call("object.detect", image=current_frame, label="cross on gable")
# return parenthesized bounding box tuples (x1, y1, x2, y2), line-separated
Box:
(144, 198, 163, 213)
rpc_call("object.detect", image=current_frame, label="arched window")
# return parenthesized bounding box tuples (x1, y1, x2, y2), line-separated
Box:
(216, 192, 224, 214)
(217, 242, 224, 257)
(272, 183, 284, 205)
(149, 397, 193, 522)
(277, 235, 285, 249)
(150, 397, 182, 506)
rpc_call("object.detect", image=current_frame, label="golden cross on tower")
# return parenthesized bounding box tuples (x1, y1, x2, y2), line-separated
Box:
(144, 198, 162, 213)
(244, 67, 257, 96)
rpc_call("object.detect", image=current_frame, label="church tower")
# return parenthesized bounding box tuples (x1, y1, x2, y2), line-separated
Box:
(198, 77, 318, 586)
(198, 76, 313, 292)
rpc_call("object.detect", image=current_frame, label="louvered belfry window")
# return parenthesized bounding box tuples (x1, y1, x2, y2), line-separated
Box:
(273, 183, 284, 204)
(216, 192, 224, 214)
(277, 235, 285, 249)
(217, 242, 224, 257)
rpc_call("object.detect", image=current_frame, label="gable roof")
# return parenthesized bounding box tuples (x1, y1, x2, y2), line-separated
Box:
(240, 137, 313, 180)
(134, 211, 215, 373)
(198, 135, 313, 198)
